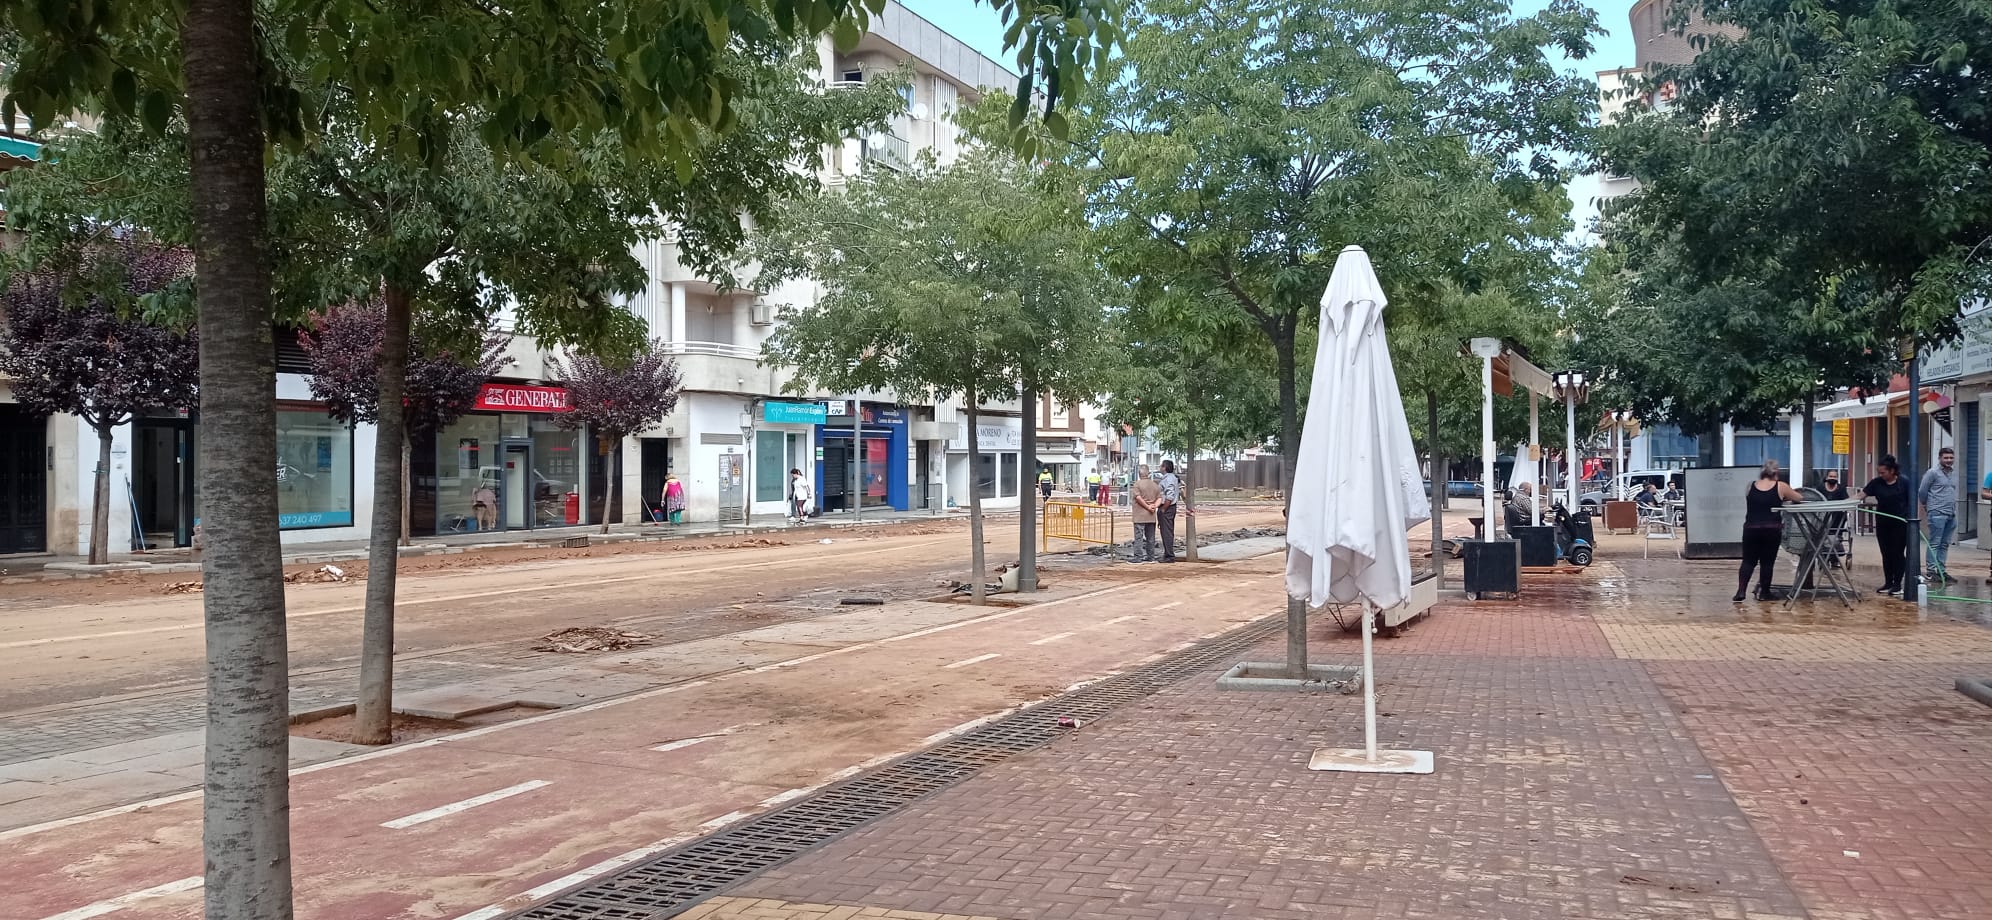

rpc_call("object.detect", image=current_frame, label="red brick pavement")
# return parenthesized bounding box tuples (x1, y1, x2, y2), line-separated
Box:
(736, 644, 1809, 920)
(1649, 660, 1992, 920)
(710, 560, 1992, 920)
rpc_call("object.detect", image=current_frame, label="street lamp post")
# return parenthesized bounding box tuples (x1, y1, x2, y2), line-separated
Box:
(1554, 370, 1589, 513)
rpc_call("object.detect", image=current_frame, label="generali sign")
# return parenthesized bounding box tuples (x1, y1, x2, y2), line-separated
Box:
(474, 383, 571, 413)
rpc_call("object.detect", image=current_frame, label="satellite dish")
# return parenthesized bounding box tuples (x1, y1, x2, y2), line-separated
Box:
(910, 102, 930, 120)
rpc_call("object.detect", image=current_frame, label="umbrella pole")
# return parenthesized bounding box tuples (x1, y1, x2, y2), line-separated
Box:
(1361, 599, 1378, 762)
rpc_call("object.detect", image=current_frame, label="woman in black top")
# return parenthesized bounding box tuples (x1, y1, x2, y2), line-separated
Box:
(1739, 460, 1807, 602)
(1863, 456, 1912, 595)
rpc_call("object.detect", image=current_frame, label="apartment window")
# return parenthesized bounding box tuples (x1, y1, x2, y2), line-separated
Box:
(840, 68, 863, 84)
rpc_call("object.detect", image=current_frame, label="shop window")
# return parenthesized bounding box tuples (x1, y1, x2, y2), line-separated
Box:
(275, 407, 355, 528)
(756, 430, 788, 502)
(436, 414, 502, 533)
(529, 415, 583, 526)
(977, 451, 999, 499)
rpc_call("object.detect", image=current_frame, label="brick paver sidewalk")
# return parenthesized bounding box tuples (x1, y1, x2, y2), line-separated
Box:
(707, 559, 1992, 920)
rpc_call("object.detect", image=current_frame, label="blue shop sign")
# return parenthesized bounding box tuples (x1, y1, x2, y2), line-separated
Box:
(763, 401, 828, 424)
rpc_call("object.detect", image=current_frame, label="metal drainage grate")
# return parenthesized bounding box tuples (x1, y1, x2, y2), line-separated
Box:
(510, 613, 1285, 920)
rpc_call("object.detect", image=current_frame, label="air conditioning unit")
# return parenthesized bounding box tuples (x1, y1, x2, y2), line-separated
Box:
(750, 301, 776, 325)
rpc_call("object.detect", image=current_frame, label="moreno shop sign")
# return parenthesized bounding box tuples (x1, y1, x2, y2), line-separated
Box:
(474, 383, 571, 413)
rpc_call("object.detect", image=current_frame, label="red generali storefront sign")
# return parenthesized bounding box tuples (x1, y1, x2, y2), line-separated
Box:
(473, 383, 571, 413)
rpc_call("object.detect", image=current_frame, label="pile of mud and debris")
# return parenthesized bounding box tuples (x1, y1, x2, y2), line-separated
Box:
(534, 626, 653, 653)
(1085, 526, 1285, 560)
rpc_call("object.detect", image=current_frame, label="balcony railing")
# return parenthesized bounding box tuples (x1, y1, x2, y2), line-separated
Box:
(861, 132, 911, 171)
(669, 340, 760, 360)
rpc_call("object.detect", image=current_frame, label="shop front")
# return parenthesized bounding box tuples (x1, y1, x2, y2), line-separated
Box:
(412, 382, 587, 536)
(816, 401, 909, 512)
(0, 403, 47, 554)
(947, 414, 1025, 509)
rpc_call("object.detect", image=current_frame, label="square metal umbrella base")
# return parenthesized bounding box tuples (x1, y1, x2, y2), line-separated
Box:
(1309, 748, 1435, 774)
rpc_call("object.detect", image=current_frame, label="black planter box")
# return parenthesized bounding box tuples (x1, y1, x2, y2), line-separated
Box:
(1461, 539, 1521, 598)
(1511, 525, 1557, 567)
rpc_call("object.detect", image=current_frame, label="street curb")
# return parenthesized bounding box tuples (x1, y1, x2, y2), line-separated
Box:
(0, 511, 1007, 583)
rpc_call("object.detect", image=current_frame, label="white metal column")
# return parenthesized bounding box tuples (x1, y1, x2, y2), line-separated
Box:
(1528, 391, 1541, 526)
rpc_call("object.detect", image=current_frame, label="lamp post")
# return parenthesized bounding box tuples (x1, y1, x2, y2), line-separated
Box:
(1903, 336, 1922, 604)
(1470, 338, 1503, 534)
(1553, 370, 1589, 513)
(739, 408, 755, 526)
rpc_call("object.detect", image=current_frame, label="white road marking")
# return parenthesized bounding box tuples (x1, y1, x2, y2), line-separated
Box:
(0, 540, 951, 650)
(757, 787, 812, 808)
(447, 836, 697, 920)
(649, 723, 751, 753)
(648, 735, 717, 753)
(447, 704, 1080, 920)
(1101, 615, 1139, 625)
(381, 780, 550, 829)
(1155, 601, 1185, 610)
(2, 582, 1141, 841)
(1197, 588, 1227, 598)
(1029, 631, 1076, 645)
(38, 876, 202, 920)
(944, 653, 1001, 669)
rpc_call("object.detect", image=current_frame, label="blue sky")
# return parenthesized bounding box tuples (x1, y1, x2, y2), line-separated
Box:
(894, 0, 1636, 232)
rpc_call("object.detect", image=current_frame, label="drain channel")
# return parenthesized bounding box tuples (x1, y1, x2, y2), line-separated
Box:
(506, 612, 1285, 920)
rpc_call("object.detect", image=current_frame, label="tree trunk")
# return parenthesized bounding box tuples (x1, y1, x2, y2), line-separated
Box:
(1018, 378, 1038, 592)
(1183, 413, 1199, 562)
(601, 438, 619, 535)
(1427, 389, 1445, 591)
(1277, 335, 1306, 677)
(182, 1, 295, 916)
(354, 283, 411, 746)
(965, 392, 987, 605)
(90, 426, 113, 565)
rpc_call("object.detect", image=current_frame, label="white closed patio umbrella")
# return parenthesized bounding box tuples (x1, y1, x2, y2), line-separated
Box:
(1285, 245, 1435, 774)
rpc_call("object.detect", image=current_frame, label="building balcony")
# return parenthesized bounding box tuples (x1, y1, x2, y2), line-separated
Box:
(667, 341, 790, 397)
(861, 132, 911, 172)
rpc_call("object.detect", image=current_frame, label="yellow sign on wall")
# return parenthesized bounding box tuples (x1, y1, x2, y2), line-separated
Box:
(1832, 419, 1852, 455)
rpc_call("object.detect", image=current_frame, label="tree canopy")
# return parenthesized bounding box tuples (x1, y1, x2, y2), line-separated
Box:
(1590, 0, 1992, 429)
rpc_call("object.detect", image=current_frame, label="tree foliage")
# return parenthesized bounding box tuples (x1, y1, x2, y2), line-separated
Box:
(296, 299, 513, 435)
(1591, 0, 1992, 428)
(548, 345, 684, 441)
(0, 239, 199, 430)
(4, 1, 1121, 172)
(756, 148, 1112, 600)
(1065, 0, 1600, 492)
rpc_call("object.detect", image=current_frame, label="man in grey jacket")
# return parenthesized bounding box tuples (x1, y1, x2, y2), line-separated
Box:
(1920, 447, 1958, 582)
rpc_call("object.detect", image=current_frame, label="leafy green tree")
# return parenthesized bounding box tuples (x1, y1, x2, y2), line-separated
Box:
(1593, 1, 1992, 435)
(1, 3, 1116, 914)
(1063, 0, 1597, 670)
(8, 52, 900, 745)
(757, 149, 1110, 602)
(1102, 288, 1277, 561)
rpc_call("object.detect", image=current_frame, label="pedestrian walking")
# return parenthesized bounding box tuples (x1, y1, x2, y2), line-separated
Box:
(1129, 464, 1162, 563)
(1156, 460, 1183, 562)
(663, 473, 687, 525)
(1737, 460, 1805, 602)
(1861, 456, 1910, 595)
(1919, 447, 1957, 582)
(1038, 467, 1054, 502)
(789, 468, 814, 522)
(1085, 470, 1103, 504)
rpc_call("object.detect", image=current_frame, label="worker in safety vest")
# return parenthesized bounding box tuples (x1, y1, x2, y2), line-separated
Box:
(1038, 468, 1054, 501)
(1085, 471, 1103, 504)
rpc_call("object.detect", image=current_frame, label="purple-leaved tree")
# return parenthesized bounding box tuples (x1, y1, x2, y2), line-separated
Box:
(547, 345, 683, 534)
(0, 241, 199, 564)
(298, 300, 509, 743)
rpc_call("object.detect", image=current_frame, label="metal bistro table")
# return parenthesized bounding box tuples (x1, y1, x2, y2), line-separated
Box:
(1775, 500, 1862, 608)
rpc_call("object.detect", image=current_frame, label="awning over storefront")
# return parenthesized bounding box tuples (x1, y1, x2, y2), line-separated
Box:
(1816, 394, 1898, 420)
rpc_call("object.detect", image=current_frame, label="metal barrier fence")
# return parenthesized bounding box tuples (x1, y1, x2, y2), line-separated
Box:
(1042, 500, 1118, 551)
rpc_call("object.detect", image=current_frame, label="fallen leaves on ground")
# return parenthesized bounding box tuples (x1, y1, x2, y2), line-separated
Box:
(719, 538, 786, 549)
(283, 565, 349, 584)
(163, 581, 204, 595)
(535, 626, 653, 653)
